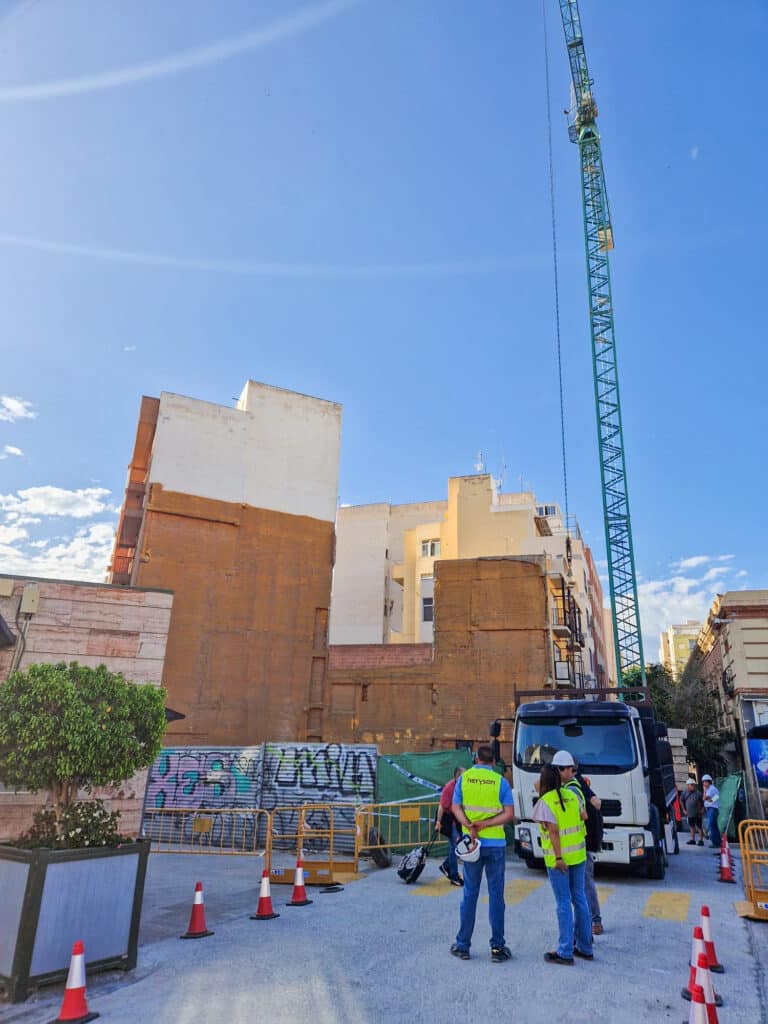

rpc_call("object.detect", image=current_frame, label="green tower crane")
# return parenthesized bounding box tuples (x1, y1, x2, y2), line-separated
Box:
(557, 0, 645, 686)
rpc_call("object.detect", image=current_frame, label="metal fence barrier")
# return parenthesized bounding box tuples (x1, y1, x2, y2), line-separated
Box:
(355, 801, 448, 861)
(143, 807, 272, 861)
(268, 802, 360, 885)
(738, 819, 768, 921)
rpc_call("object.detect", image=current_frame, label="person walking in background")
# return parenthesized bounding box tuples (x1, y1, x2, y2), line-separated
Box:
(450, 745, 515, 963)
(435, 766, 464, 885)
(534, 763, 592, 966)
(552, 750, 604, 936)
(702, 774, 721, 848)
(681, 778, 704, 846)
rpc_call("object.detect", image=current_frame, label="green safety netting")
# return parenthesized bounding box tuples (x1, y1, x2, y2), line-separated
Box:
(372, 750, 475, 853)
(715, 771, 745, 840)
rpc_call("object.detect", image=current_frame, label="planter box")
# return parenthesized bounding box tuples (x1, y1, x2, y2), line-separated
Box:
(0, 838, 150, 1003)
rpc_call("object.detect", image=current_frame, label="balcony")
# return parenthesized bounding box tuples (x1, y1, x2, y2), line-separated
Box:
(551, 605, 572, 637)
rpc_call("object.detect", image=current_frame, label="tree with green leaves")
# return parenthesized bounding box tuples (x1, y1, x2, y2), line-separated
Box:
(0, 662, 167, 815)
(622, 662, 732, 776)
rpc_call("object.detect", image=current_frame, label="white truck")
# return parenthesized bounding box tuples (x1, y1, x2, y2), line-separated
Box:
(498, 688, 678, 879)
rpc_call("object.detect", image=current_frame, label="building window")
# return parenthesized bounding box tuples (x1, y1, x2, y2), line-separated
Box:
(422, 597, 434, 622)
(421, 539, 440, 557)
(688, 639, 696, 652)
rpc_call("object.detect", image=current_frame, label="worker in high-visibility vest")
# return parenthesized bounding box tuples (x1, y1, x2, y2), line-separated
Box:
(450, 745, 515, 963)
(533, 763, 593, 965)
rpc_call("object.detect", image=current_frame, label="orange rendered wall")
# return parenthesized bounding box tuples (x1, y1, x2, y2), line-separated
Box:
(326, 557, 550, 752)
(132, 484, 334, 746)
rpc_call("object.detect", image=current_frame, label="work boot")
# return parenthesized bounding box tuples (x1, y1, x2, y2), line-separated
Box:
(491, 946, 512, 963)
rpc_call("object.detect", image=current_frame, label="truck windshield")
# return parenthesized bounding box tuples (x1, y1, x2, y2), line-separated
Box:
(514, 717, 637, 773)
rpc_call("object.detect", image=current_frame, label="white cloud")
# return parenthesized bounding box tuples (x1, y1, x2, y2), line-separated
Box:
(690, 145, 700, 160)
(0, 522, 116, 580)
(736, 570, 748, 578)
(0, 444, 24, 459)
(0, 485, 110, 518)
(124, 345, 137, 352)
(0, 523, 28, 544)
(0, 396, 35, 422)
(674, 555, 711, 570)
(702, 566, 730, 582)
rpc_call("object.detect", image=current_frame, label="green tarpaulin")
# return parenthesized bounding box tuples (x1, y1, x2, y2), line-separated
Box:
(715, 772, 745, 840)
(372, 750, 475, 852)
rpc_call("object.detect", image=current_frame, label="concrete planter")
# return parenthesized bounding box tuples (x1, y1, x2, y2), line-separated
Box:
(0, 838, 150, 1003)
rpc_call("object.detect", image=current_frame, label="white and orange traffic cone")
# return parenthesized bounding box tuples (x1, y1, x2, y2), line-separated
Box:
(250, 869, 280, 921)
(695, 952, 722, 1021)
(180, 881, 214, 939)
(718, 837, 735, 884)
(700, 906, 724, 973)
(682, 927, 707, 1000)
(287, 858, 313, 907)
(686, 983, 708, 1024)
(47, 941, 99, 1024)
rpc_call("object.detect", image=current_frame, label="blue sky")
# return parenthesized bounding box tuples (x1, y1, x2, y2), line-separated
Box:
(0, 0, 765, 656)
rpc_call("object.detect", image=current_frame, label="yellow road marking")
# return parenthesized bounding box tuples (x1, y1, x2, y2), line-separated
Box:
(332, 871, 366, 883)
(411, 877, 455, 897)
(642, 891, 691, 921)
(595, 885, 615, 901)
(482, 879, 544, 905)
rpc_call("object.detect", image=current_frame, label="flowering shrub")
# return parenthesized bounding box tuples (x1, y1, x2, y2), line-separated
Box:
(19, 800, 125, 850)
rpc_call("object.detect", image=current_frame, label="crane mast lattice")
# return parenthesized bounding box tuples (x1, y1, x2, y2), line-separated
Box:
(557, 0, 645, 686)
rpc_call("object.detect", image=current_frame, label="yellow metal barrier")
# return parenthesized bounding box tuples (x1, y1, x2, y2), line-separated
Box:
(268, 803, 360, 886)
(738, 819, 768, 921)
(355, 801, 447, 863)
(143, 807, 271, 861)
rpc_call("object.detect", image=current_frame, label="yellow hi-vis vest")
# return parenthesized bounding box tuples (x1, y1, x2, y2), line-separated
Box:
(460, 766, 506, 841)
(538, 788, 586, 868)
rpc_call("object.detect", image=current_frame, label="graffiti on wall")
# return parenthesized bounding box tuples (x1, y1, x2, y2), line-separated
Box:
(142, 743, 378, 851)
(145, 747, 264, 811)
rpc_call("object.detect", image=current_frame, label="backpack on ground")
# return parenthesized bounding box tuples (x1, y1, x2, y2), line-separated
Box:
(397, 831, 438, 884)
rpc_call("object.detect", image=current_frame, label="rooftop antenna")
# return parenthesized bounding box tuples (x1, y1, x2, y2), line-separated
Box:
(474, 450, 486, 473)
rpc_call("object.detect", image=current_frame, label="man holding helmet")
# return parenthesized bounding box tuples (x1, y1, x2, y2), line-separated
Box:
(450, 744, 515, 962)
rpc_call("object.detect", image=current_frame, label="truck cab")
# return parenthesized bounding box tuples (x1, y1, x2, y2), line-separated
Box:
(510, 694, 676, 878)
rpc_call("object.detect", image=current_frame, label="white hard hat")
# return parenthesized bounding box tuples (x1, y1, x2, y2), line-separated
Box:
(455, 834, 481, 863)
(687, 777, 697, 785)
(552, 750, 576, 768)
(701, 774, 713, 782)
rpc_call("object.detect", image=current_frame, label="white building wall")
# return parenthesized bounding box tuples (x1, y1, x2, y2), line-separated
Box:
(149, 383, 341, 524)
(329, 504, 390, 645)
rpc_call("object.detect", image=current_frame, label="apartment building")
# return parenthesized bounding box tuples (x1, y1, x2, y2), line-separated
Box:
(660, 620, 702, 680)
(686, 591, 768, 816)
(330, 474, 610, 690)
(109, 381, 342, 745)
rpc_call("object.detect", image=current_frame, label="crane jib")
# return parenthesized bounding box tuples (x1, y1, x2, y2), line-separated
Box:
(555, 0, 646, 687)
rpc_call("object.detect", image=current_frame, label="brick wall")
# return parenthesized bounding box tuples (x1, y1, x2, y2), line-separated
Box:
(328, 644, 433, 670)
(0, 575, 172, 840)
(326, 557, 550, 752)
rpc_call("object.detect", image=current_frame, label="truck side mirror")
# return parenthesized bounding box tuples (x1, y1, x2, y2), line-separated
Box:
(489, 719, 502, 738)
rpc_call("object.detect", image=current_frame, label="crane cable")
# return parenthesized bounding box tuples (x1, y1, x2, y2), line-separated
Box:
(541, 0, 570, 539)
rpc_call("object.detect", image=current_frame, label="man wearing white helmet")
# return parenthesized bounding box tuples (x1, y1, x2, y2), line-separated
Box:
(701, 775, 721, 848)
(552, 750, 604, 936)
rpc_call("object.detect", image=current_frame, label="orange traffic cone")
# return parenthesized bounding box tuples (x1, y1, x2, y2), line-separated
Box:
(695, 952, 722, 1021)
(700, 906, 724, 973)
(686, 983, 708, 1024)
(718, 837, 735, 884)
(180, 881, 214, 938)
(287, 857, 313, 907)
(682, 927, 707, 1000)
(250, 869, 280, 920)
(47, 941, 99, 1024)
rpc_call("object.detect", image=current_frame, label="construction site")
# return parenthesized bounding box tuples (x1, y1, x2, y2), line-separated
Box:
(1, 2, 767, 1022)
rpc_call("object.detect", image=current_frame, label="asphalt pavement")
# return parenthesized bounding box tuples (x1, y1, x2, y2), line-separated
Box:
(3, 841, 767, 1024)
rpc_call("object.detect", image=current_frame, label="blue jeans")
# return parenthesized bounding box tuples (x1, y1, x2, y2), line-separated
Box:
(546, 860, 592, 960)
(455, 846, 506, 951)
(707, 807, 721, 847)
(441, 823, 461, 880)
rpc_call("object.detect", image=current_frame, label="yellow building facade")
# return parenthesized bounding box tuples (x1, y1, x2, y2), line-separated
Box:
(659, 620, 701, 680)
